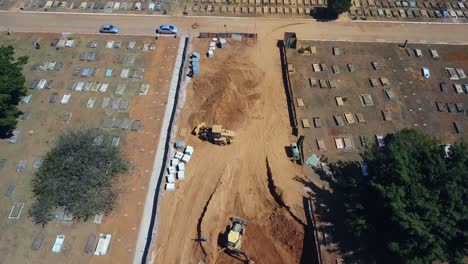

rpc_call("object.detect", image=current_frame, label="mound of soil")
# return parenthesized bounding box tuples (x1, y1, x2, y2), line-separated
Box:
(188, 53, 264, 129)
(269, 208, 304, 261)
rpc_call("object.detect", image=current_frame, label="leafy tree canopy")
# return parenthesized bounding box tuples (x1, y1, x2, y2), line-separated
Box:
(328, 0, 351, 15)
(344, 129, 467, 264)
(0, 45, 28, 138)
(30, 128, 128, 225)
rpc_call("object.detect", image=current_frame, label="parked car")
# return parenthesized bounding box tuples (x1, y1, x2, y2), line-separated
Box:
(156, 24, 178, 35)
(99, 24, 119, 34)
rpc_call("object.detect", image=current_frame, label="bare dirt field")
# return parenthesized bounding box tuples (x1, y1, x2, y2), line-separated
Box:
(152, 38, 316, 264)
(286, 40, 468, 263)
(0, 33, 177, 263)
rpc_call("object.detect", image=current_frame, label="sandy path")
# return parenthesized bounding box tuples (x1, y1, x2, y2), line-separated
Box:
(153, 36, 309, 264)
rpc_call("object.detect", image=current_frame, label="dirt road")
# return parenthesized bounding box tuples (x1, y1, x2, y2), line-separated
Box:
(151, 36, 312, 263)
(1, 12, 468, 44)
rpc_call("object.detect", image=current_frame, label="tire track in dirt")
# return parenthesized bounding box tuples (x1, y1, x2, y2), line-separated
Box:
(196, 163, 235, 262)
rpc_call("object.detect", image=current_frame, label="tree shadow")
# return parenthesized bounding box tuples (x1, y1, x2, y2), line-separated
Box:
(293, 160, 366, 263)
(310, 7, 339, 21)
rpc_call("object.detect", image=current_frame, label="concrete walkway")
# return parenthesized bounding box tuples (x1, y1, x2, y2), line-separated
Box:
(133, 37, 187, 264)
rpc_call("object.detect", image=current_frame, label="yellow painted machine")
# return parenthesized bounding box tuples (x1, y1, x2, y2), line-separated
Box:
(193, 122, 235, 145)
(221, 217, 253, 264)
(226, 217, 248, 250)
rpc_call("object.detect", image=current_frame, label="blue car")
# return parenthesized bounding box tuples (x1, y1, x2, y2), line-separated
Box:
(99, 24, 119, 34)
(156, 24, 178, 35)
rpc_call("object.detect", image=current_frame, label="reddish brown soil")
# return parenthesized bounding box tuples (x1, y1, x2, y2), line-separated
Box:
(152, 38, 308, 264)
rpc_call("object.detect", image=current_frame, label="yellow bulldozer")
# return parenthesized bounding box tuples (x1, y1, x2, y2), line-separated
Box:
(193, 122, 235, 145)
(220, 217, 253, 264)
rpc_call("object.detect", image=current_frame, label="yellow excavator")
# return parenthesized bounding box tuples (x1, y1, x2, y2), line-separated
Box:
(221, 217, 253, 264)
(193, 122, 235, 145)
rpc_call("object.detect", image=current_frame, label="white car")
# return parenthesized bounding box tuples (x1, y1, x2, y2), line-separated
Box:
(156, 24, 178, 35)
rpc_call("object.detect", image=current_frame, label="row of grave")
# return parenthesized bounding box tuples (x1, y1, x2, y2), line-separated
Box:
(102, 117, 143, 130)
(290, 62, 358, 74)
(77, 53, 137, 65)
(22, 0, 166, 11)
(29, 80, 149, 96)
(191, 4, 313, 14)
(301, 109, 393, 130)
(192, 0, 327, 6)
(352, 0, 467, 11)
(48, 38, 155, 52)
(70, 67, 144, 79)
(435, 102, 465, 113)
(0, 0, 14, 7)
(46, 93, 131, 110)
(31, 61, 64, 71)
(350, 6, 468, 19)
(70, 81, 146, 94)
(310, 63, 386, 77)
(312, 134, 388, 152)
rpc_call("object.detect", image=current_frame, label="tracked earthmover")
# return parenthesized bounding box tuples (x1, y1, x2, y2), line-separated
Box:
(193, 122, 235, 145)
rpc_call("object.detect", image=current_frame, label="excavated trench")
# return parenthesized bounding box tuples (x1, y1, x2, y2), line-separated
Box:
(265, 158, 305, 226)
(265, 158, 319, 264)
(196, 187, 217, 258)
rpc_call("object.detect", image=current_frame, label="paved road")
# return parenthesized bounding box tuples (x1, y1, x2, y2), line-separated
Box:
(1, 12, 468, 44)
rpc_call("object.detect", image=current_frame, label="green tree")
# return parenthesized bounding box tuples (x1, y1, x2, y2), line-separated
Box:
(30, 128, 128, 225)
(328, 0, 351, 16)
(0, 45, 28, 138)
(344, 129, 468, 263)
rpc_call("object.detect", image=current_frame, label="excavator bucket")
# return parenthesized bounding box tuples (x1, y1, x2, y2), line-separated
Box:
(193, 122, 206, 135)
(231, 217, 249, 225)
